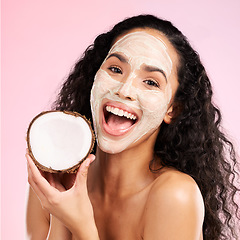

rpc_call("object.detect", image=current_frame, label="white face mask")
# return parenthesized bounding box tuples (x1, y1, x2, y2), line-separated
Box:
(90, 31, 173, 154)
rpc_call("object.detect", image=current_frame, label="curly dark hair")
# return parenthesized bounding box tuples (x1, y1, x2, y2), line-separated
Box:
(53, 14, 240, 240)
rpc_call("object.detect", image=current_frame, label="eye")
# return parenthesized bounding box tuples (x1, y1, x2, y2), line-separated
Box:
(108, 66, 122, 74)
(143, 79, 160, 88)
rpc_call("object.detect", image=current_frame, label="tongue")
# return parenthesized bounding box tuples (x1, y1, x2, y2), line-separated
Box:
(107, 114, 134, 130)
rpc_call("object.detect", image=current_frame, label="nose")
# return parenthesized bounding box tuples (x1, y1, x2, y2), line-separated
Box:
(114, 78, 136, 101)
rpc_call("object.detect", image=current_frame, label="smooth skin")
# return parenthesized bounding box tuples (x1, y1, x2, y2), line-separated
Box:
(26, 28, 205, 240)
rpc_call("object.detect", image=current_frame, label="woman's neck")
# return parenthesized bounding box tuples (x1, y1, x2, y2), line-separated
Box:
(88, 134, 159, 201)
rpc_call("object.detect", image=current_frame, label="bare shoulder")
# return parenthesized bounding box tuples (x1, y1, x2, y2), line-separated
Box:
(142, 168, 204, 240)
(150, 168, 204, 205)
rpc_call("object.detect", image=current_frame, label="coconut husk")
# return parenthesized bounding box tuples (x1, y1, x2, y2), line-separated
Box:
(26, 110, 95, 173)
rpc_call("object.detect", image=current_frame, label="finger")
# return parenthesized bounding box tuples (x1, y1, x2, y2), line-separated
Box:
(52, 174, 66, 192)
(26, 154, 59, 198)
(75, 154, 96, 187)
(27, 158, 48, 205)
(46, 173, 56, 187)
(61, 173, 76, 190)
(46, 173, 65, 192)
(26, 149, 46, 178)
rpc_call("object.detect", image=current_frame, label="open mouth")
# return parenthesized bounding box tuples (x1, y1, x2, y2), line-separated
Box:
(102, 104, 138, 136)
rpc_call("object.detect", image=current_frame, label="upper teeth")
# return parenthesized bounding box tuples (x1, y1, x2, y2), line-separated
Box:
(106, 106, 137, 120)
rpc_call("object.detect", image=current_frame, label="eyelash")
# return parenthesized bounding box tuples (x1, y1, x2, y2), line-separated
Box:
(108, 66, 122, 74)
(143, 80, 160, 88)
(107, 66, 160, 88)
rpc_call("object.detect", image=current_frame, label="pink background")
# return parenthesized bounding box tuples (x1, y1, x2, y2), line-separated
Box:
(2, 0, 240, 238)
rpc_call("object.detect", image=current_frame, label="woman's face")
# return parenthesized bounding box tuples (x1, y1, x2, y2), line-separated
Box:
(90, 28, 179, 154)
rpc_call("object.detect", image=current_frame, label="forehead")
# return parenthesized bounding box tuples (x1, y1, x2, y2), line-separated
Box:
(111, 28, 178, 61)
(110, 31, 168, 54)
(108, 30, 173, 78)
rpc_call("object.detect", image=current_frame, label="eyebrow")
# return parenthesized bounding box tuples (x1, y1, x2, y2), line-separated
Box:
(107, 53, 168, 82)
(143, 65, 167, 82)
(106, 53, 128, 63)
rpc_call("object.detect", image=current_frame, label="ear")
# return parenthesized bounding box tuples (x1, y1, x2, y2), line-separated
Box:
(163, 105, 174, 124)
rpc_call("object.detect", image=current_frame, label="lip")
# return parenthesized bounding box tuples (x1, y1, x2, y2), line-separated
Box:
(101, 99, 141, 137)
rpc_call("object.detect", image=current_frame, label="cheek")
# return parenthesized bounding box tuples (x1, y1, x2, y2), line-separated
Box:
(136, 84, 172, 128)
(139, 92, 164, 112)
(140, 93, 168, 126)
(138, 87, 171, 114)
(93, 69, 120, 97)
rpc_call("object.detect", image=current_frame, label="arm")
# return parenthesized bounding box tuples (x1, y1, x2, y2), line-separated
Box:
(26, 153, 100, 240)
(26, 180, 72, 240)
(26, 186, 50, 240)
(47, 215, 72, 240)
(143, 171, 205, 240)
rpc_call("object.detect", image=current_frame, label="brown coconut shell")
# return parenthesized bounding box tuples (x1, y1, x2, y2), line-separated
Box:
(26, 110, 95, 173)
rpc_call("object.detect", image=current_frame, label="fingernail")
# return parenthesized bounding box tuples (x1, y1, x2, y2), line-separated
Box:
(26, 159, 31, 172)
(91, 155, 96, 162)
(85, 158, 91, 167)
(26, 154, 31, 166)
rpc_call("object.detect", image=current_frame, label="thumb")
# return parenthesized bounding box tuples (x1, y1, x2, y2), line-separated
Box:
(75, 154, 96, 186)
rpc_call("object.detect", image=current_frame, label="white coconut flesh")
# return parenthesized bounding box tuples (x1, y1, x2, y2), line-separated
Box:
(27, 111, 94, 172)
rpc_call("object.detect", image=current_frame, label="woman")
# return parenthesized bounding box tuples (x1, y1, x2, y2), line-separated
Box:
(26, 15, 239, 239)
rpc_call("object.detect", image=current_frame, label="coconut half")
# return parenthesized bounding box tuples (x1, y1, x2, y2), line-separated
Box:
(27, 111, 95, 173)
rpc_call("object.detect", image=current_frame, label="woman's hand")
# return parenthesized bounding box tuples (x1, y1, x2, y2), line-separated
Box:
(26, 153, 100, 240)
